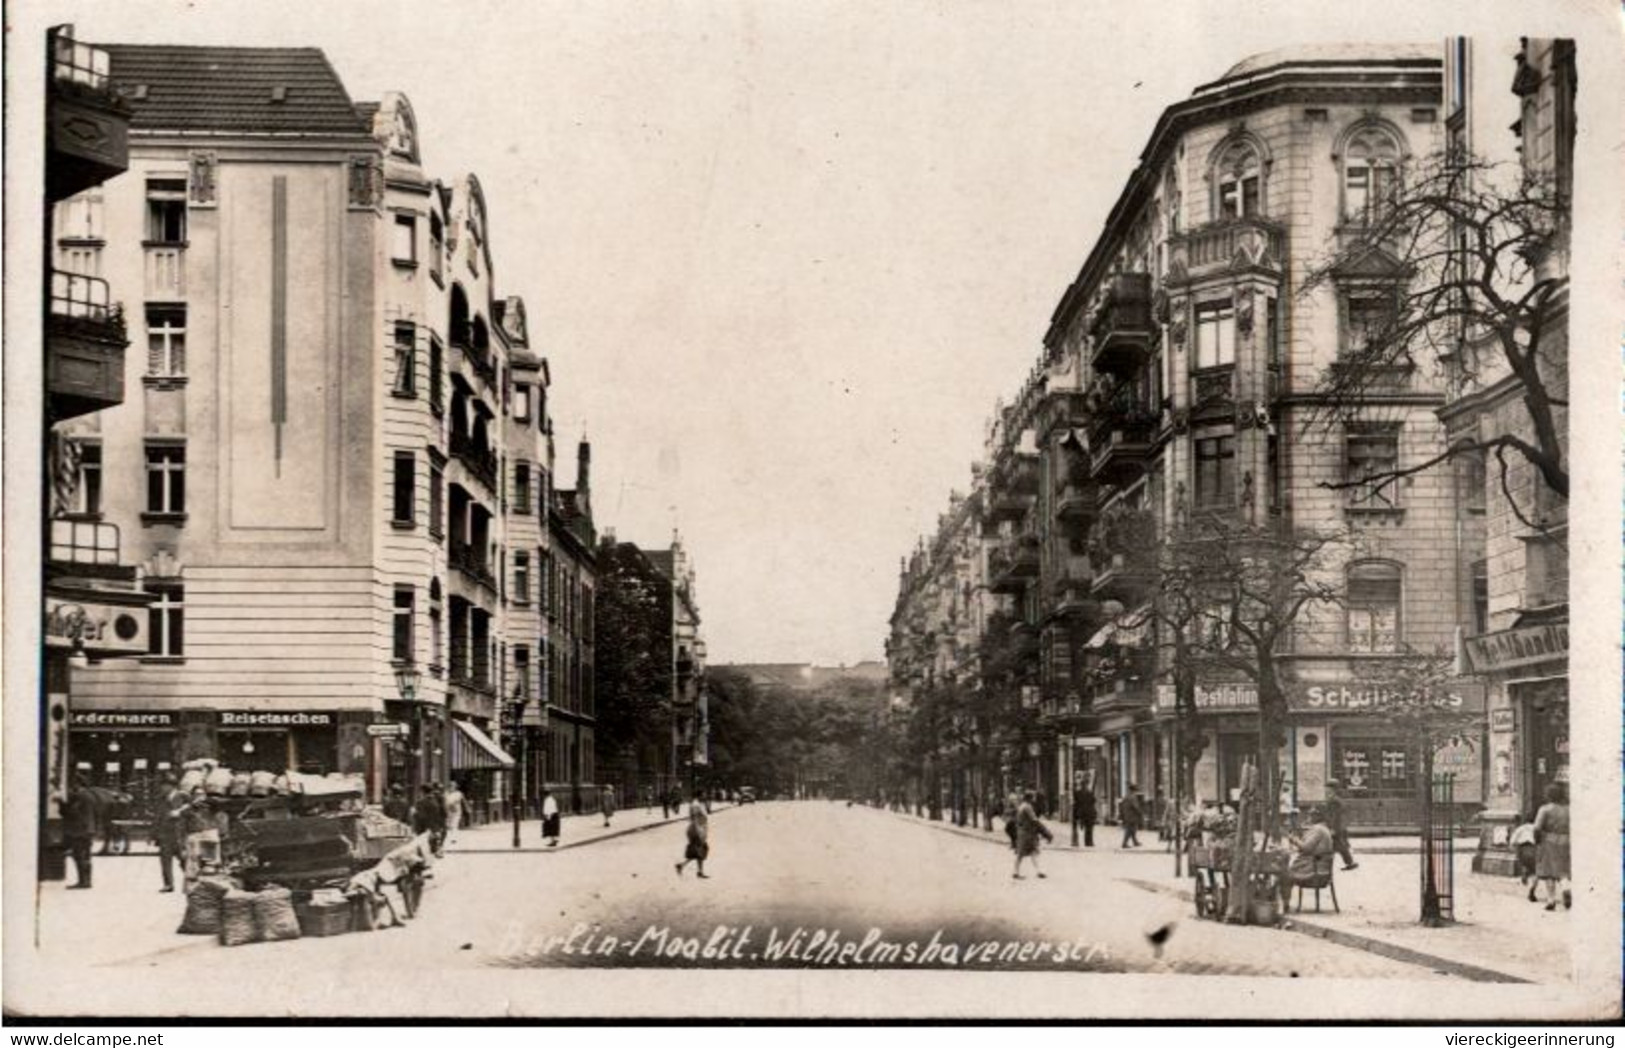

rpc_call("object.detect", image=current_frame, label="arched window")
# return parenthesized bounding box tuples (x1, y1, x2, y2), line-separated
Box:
(448, 284, 470, 348)
(1212, 139, 1262, 220)
(1346, 560, 1402, 653)
(1341, 124, 1403, 223)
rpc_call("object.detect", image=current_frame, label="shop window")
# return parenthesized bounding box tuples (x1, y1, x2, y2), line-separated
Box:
(392, 451, 415, 526)
(1347, 560, 1402, 653)
(393, 586, 415, 664)
(147, 582, 184, 657)
(392, 321, 416, 397)
(392, 213, 417, 265)
(144, 443, 186, 516)
(1344, 423, 1402, 511)
(145, 179, 187, 244)
(1194, 433, 1235, 511)
(1194, 300, 1236, 369)
(146, 305, 186, 378)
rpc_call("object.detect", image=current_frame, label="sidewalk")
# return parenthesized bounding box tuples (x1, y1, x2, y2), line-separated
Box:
(448, 801, 729, 853)
(877, 805, 1572, 984)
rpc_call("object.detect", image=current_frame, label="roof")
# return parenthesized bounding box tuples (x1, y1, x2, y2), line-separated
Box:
(645, 550, 676, 579)
(106, 45, 371, 136)
(1217, 43, 1439, 83)
(353, 101, 380, 128)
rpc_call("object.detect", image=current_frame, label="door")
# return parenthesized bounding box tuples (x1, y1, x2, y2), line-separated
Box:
(1524, 687, 1569, 806)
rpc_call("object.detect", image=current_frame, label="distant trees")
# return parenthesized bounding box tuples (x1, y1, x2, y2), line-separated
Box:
(704, 667, 887, 798)
(593, 541, 675, 788)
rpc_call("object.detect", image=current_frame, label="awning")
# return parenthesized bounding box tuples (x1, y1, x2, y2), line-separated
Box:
(1085, 617, 1150, 650)
(449, 719, 515, 770)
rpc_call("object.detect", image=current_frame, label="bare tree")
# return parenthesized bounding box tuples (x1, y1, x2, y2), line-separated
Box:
(1301, 153, 1568, 529)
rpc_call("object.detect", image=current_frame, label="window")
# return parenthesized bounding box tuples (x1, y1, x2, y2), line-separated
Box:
(514, 552, 530, 604)
(1345, 424, 1401, 510)
(1471, 560, 1489, 635)
(147, 583, 184, 657)
(145, 444, 186, 515)
(1458, 447, 1486, 514)
(514, 463, 532, 514)
(1213, 142, 1261, 219)
(389, 321, 416, 397)
(146, 306, 186, 378)
(1347, 561, 1401, 653)
(1343, 295, 1394, 356)
(393, 586, 415, 663)
(1194, 434, 1236, 510)
(537, 548, 552, 613)
(1194, 300, 1236, 369)
(514, 645, 532, 700)
(514, 384, 532, 423)
(428, 337, 444, 416)
(58, 188, 104, 242)
(392, 451, 415, 525)
(1525, 533, 1568, 607)
(1342, 126, 1401, 223)
(392, 214, 417, 265)
(429, 580, 444, 671)
(73, 442, 102, 516)
(145, 179, 187, 243)
(428, 213, 445, 283)
(428, 456, 445, 539)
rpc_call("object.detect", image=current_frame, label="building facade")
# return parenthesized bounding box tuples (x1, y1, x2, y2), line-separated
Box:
(51, 45, 587, 815)
(891, 46, 1492, 833)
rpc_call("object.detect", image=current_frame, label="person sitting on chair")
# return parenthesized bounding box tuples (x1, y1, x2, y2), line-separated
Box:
(1287, 807, 1335, 886)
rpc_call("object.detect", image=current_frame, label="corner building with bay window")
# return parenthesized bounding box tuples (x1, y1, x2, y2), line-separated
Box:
(53, 45, 579, 814)
(969, 45, 1479, 832)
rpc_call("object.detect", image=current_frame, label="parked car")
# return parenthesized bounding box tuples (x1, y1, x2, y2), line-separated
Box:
(738, 787, 757, 804)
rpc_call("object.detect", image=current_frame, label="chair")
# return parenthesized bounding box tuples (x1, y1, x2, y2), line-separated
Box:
(1292, 853, 1339, 913)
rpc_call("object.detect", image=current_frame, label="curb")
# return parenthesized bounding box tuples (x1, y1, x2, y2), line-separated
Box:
(1117, 876, 1529, 984)
(451, 805, 734, 855)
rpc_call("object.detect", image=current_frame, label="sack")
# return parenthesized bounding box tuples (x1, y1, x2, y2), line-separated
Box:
(177, 875, 234, 935)
(253, 887, 301, 942)
(178, 768, 206, 794)
(249, 770, 277, 798)
(204, 767, 234, 796)
(218, 890, 261, 946)
(271, 773, 291, 797)
(228, 772, 253, 797)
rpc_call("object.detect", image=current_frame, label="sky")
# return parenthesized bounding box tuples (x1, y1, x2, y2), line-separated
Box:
(13, 0, 1587, 665)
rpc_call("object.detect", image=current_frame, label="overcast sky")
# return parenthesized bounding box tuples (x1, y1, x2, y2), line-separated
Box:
(16, 0, 1591, 665)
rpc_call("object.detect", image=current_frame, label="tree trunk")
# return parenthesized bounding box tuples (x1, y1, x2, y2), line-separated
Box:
(1225, 759, 1258, 923)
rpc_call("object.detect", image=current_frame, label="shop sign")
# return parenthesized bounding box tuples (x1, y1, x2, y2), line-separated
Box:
(1291, 681, 1485, 714)
(1153, 682, 1258, 712)
(1490, 709, 1515, 733)
(366, 722, 410, 738)
(1464, 623, 1568, 673)
(45, 596, 147, 655)
(219, 711, 334, 727)
(70, 710, 175, 728)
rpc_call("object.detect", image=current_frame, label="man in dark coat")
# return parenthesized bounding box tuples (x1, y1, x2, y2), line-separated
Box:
(61, 774, 99, 889)
(153, 771, 190, 893)
(1075, 782, 1098, 848)
(383, 783, 412, 823)
(414, 783, 447, 856)
(1323, 781, 1358, 871)
(1119, 783, 1144, 849)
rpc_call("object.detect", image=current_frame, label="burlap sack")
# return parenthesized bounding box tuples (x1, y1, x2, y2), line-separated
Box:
(218, 889, 260, 946)
(253, 887, 301, 942)
(176, 875, 234, 935)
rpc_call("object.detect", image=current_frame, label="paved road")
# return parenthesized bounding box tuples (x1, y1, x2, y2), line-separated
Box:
(74, 801, 1442, 980)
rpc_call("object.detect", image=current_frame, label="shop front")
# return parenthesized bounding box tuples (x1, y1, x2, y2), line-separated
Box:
(1463, 618, 1567, 875)
(68, 710, 180, 810)
(447, 715, 515, 824)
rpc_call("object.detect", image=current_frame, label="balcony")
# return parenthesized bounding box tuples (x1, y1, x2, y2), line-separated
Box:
(1088, 407, 1158, 486)
(1091, 678, 1153, 715)
(144, 244, 186, 298)
(448, 541, 497, 593)
(993, 451, 1040, 496)
(1090, 551, 1154, 603)
(983, 489, 1034, 527)
(450, 324, 496, 390)
(47, 271, 127, 420)
(988, 548, 1031, 596)
(47, 31, 130, 202)
(1054, 467, 1100, 529)
(1167, 216, 1286, 285)
(1088, 273, 1154, 379)
(448, 430, 498, 492)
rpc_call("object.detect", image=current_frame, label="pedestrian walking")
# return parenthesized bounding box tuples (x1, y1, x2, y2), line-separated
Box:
(413, 783, 446, 856)
(1509, 811, 1539, 901)
(541, 789, 561, 847)
(443, 781, 465, 842)
(61, 773, 99, 889)
(1532, 783, 1571, 911)
(1323, 781, 1358, 870)
(675, 798, 710, 878)
(1077, 783, 1098, 848)
(1002, 789, 1021, 852)
(601, 784, 617, 827)
(1119, 784, 1144, 849)
(153, 771, 190, 893)
(1012, 789, 1052, 879)
(383, 783, 412, 824)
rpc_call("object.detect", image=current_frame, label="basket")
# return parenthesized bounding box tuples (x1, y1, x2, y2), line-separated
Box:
(295, 899, 351, 938)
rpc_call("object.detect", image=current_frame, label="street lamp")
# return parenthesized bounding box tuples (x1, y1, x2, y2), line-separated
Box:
(394, 664, 423, 793)
(505, 683, 527, 850)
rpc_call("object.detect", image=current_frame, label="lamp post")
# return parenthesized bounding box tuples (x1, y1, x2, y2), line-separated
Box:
(505, 684, 527, 850)
(393, 664, 422, 796)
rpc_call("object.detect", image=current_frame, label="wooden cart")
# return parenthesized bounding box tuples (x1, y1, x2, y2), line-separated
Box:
(1188, 843, 1290, 922)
